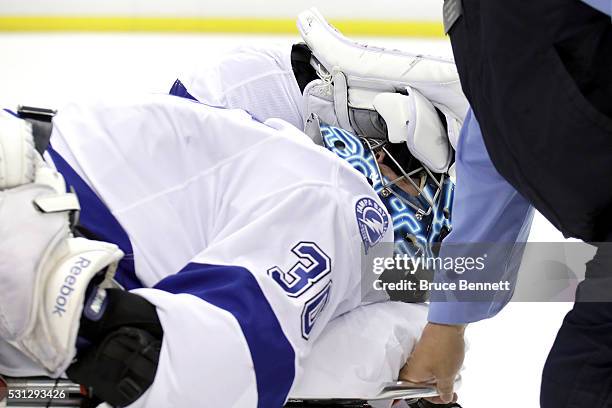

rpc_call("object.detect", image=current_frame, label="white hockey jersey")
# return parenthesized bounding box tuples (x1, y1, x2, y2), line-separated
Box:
(44, 93, 395, 407)
(174, 43, 306, 131)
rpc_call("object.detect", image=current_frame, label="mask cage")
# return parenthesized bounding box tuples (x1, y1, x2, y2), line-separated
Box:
(361, 137, 446, 221)
(320, 123, 453, 257)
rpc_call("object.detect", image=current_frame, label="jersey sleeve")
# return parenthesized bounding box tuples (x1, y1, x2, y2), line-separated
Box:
(171, 44, 305, 130)
(126, 180, 390, 408)
(428, 109, 535, 324)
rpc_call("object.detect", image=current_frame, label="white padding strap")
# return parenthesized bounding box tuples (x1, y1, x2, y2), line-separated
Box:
(33, 193, 80, 214)
(374, 89, 451, 173)
(372, 93, 412, 144)
(332, 71, 351, 130)
(406, 87, 452, 173)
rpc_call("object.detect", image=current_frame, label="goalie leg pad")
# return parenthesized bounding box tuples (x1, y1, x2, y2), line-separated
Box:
(297, 8, 469, 123)
(0, 112, 124, 376)
(297, 8, 468, 170)
(0, 111, 36, 189)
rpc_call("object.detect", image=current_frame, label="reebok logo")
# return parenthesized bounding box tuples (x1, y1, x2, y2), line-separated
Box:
(52, 257, 91, 317)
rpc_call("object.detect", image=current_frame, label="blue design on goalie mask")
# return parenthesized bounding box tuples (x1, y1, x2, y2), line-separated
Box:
(320, 123, 454, 257)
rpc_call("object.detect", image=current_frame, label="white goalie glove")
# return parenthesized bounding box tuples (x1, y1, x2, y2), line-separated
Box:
(297, 8, 469, 176)
(0, 111, 123, 377)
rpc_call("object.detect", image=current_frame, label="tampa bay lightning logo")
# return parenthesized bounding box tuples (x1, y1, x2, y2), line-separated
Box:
(355, 197, 390, 253)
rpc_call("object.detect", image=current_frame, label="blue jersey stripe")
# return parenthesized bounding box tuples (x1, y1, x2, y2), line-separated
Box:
(3, 109, 19, 117)
(169, 79, 198, 101)
(154, 263, 296, 408)
(47, 147, 143, 290)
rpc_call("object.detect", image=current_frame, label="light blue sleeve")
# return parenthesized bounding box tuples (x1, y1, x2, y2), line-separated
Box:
(428, 109, 534, 324)
(581, 0, 611, 17)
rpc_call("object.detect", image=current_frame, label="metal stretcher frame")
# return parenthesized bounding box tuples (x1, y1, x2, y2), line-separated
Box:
(0, 376, 457, 408)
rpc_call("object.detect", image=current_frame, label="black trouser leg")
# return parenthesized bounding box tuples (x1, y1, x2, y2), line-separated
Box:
(541, 302, 612, 407)
(541, 243, 612, 407)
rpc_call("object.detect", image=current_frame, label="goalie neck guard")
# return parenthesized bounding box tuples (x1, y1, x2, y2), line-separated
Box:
(320, 122, 453, 257)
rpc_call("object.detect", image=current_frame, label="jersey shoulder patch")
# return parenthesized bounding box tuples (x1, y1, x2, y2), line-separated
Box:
(355, 196, 390, 254)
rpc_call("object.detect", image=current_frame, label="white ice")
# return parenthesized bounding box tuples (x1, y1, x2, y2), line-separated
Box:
(0, 33, 573, 408)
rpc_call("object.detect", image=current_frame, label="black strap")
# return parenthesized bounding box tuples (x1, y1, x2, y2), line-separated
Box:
(17, 105, 56, 155)
(291, 43, 319, 94)
(412, 400, 462, 408)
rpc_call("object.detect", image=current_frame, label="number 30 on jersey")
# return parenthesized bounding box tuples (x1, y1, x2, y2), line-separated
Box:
(267, 242, 332, 339)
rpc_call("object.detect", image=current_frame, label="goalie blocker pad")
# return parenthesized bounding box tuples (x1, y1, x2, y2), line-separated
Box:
(297, 8, 469, 155)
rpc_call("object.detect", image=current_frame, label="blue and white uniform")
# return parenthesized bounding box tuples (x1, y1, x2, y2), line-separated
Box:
(174, 43, 305, 131)
(0, 42, 441, 407)
(45, 92, 399, 407)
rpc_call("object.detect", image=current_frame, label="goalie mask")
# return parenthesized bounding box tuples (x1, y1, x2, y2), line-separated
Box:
(318, 121, 454, 257)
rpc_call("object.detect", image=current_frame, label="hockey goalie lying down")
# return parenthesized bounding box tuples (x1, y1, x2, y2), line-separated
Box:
(0, 9, 467, 408)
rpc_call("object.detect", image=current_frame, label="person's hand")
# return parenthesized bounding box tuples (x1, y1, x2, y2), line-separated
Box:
(400, 322, 466, 404)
